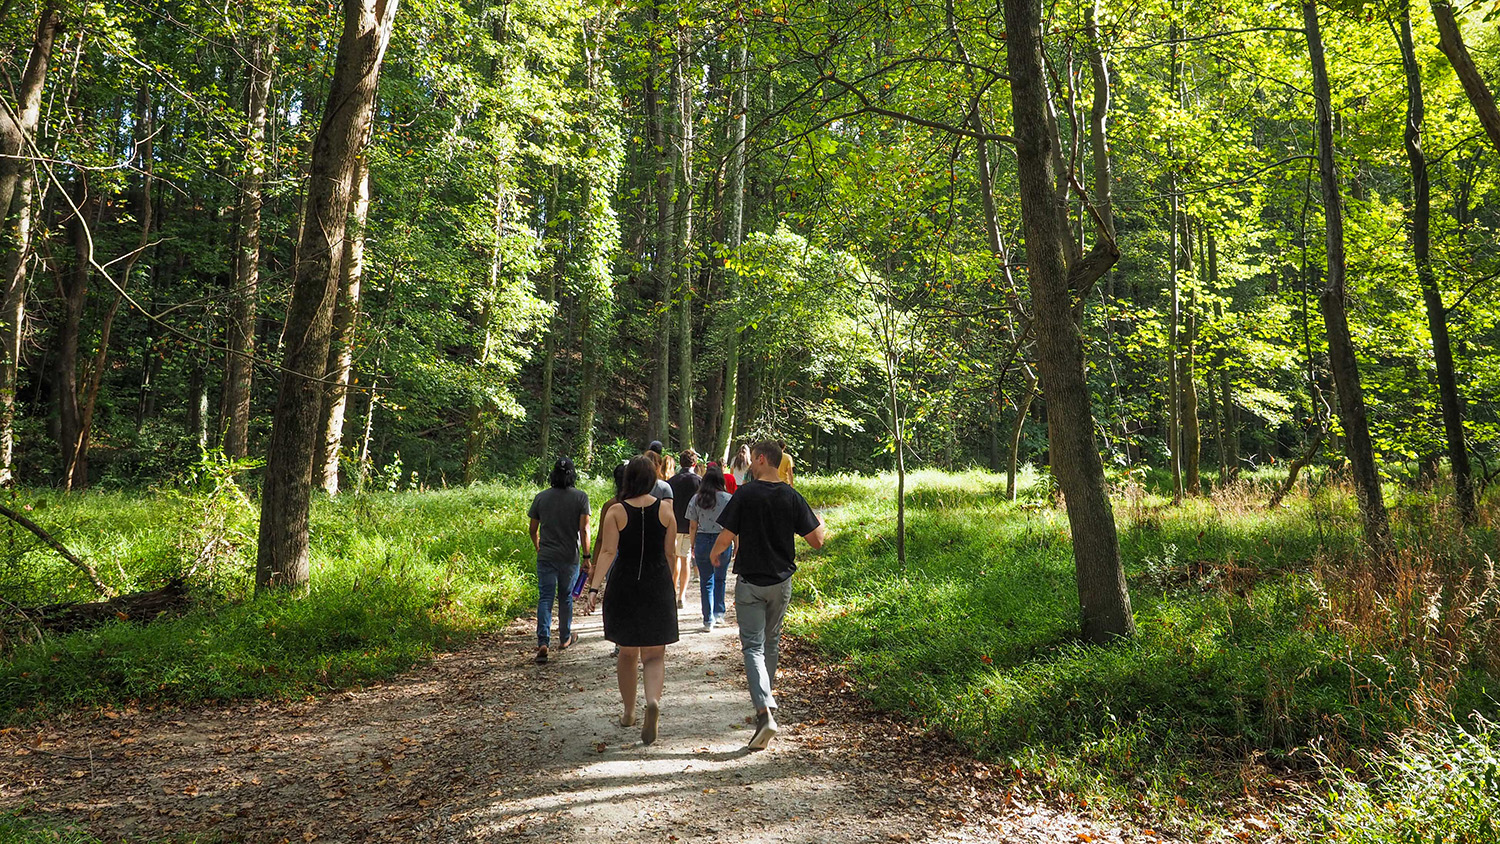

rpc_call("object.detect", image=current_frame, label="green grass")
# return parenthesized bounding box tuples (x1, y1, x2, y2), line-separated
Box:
(0, 811, 224, 843)
(5, 468, 1498, 841)
(1309, 715, 1500, 843)
(0, 479, 611, 720)
(0, 813, 106, 844)
(790, 469, 1500, 833)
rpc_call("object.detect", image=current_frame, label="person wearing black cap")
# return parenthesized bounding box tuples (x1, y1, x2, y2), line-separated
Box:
(527, 457, 591, 664)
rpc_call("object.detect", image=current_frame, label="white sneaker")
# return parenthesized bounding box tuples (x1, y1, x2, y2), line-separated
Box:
(700, 621, 713, 633)
(747, 709, 778, 750)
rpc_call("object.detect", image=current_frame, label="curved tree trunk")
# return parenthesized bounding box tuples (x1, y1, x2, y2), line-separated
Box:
(257, 0, 399, 591)
(1304, 0, 1391, 554)
(1430, 0, 1500, 155)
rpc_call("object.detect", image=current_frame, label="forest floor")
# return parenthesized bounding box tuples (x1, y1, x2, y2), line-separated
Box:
(0, 600, 1169, 843)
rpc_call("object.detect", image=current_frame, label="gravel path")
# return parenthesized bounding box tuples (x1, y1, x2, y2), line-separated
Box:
(1, 600, 1163, 843)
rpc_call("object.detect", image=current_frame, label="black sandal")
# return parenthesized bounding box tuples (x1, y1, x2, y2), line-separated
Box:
(559, 633, 578, 650)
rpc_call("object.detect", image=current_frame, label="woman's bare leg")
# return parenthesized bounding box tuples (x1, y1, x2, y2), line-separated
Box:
(617, 646, 640, 723)
(640, 645, 666, 706)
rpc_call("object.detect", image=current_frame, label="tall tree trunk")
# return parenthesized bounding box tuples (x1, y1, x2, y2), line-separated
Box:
(1180, 218, 1200, 495)
(1430, 0, 1500, 154)
(1304, 0, 1391, 553)
(0, 1, 62, 485)
(76, 86, 156, 487)
(0, 0, 59, 224)
(56, 183, 94, 491)
(187, 358, 207, 446)
(574, 31, 613, 471)
(1398, 4, 1475, 523)
(713, 41, 748, 463)
(357, 369, 378, 489)
(949, 0, 1042, 500)
(1007, 371, 1037, 500)
(1166, 13, 1183, 503)
(462, 176, 507, 484)
(316, 155, 369, 494)
(222, 32, 275, 461)
(1004, 0, 1134, 641)
(1209, 229, 1237, 482)
(257, 0, 399, 591)
(645, 2, 673, 447)
(883, 343, 907, 566)
(0, 176, 31, 486)
(674, 29, 695, 451)
(537, 179, 560, 462)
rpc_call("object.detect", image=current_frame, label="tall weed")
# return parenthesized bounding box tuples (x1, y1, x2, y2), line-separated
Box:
(1309, 716, 1500, 844)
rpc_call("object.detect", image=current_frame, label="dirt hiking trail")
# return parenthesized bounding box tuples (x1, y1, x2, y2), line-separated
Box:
(2, 601, 1160, 842)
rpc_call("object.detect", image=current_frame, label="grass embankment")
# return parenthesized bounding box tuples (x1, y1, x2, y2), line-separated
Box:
(1, 478, 605, 719)
(792, 470, 1500, 840)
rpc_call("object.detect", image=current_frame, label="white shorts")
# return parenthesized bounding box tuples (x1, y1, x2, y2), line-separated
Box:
(675, 534, 693, 557)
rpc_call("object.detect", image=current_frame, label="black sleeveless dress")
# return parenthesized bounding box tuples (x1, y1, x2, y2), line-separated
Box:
(603, 499, 680, 647)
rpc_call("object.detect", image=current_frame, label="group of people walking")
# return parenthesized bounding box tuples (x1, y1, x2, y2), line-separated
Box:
(526, 439, 823, 750)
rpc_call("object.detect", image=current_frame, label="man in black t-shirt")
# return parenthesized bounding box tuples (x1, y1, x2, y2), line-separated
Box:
(666, 450, 702, 607)
(711, 441, 826, 750)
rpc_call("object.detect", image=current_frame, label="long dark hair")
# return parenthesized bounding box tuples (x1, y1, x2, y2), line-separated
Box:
(611, 461, 628, 500)
(622, 455, 658, 499)
(548, 457, 576, 489)
(696, 465, 726, 510)
(730, 445, 751, 471)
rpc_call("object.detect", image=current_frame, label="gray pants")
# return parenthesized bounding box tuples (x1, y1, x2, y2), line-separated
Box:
(735, 576, 793, 713)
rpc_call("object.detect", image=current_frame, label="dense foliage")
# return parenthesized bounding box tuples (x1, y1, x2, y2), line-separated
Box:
(0, 0, 1494, 489)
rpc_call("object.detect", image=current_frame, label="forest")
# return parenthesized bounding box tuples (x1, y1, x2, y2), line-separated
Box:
(1, 0, 1499, 838)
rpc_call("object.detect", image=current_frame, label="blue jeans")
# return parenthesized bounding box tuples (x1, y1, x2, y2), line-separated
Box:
(693, 532, 732, 624)
(735, 576, 793, 712)
(536, 561, 579, 647)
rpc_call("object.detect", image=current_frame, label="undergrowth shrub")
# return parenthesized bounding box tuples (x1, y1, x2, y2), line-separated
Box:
(1309, 716, 1500, 844)
(790, 471, 1500, 833)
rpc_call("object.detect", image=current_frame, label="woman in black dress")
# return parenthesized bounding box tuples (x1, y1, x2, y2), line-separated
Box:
(583, 455, 679, 745)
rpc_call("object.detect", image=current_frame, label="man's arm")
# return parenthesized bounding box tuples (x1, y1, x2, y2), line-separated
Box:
(529, 517, 541, 551)
(801, 512, 826, 549)
(577, 513, 592, 564)
(710, 529, 736, 564)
